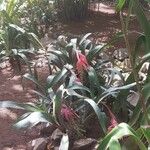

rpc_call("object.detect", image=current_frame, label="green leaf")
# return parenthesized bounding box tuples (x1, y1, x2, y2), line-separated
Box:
(59, 134, 69, 150)
(0, 100, 24, 109)
(107, 82, 136, 91)
(6, 0, 17, 17)
(87, 44, 104, 61)
(79, 39, 93, 53)
(142, 82, 150, 101)
(0, 100, 42, 111)
(140, 105, 150, 126)
(23, 73, 43, 91)
(115, 0, 126, 12)
(47, 68, 68, 89)
(9, 24, 25, 34)
(141, 126, 150, 143)
(133, 0, 150, 53)
(32, 90, 48, 101)
(126, 53, 150, 85)
(84, 98, 107, 133)
(87, 67, 103, 97)
(47, 75, 55, 85)
(27, 32, 44, 49)
(79, 33, 91, 46)
(106, 68, 125, 84)
(66, 89, 87, 99)
(109, 138, 121, 150)
(17, 52, 32, 74)
(83, 39, 92, 50)
(53, 86, 64, 123)
(0, 100, 50, 113)
(68, 84, 91, 93)
(49, 50, 68, 64)
(99, 83, 136, 103)
(129, 99, 141, 126)
(141, 53, 150, 63)
(51, 57, 64, 69)
(14, 112, 49, 129)
(0, 0, 4, 5)
(133, 34, 146, 64)
(98, 123, 147, 150)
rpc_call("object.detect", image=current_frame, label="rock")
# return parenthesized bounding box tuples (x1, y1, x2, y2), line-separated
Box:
(54, 146, 59, 150)
(140, 62, 149, 73)
(127, 91, 139, 107)
(113, 80, 124, 87)
(113, 48, 128, 61)
(139, 62, 150, 81)
(72, 138, 97, 150)
(24, 123, 46, 138)
(57, 35, 68, 47)
(27, 137, 48, 150)
(40, 34, 51, 48)
(40, 124, 57, 137)
(51, 128, 63, 143)
(25, 123, 56, 138)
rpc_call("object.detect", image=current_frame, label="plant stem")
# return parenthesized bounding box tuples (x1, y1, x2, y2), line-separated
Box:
(120, 12, 149, 124)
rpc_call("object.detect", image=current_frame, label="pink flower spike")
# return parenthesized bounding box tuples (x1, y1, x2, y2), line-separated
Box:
(61, 104, 77, 122)
(76, 51, 89, 73)
(103, 103, 118, 132)
(107, 117, 118, 132)
(75, 76, 81, 83)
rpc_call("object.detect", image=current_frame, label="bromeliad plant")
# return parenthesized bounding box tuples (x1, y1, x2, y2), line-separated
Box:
(1, 0, 150, 149)
(0, 0, 56, 38)
(0, 0, 44, 72)
(1, 30, 148, 149)
(0, 32, 149, 149)
(0, 23, 43, 72)
(0, 0, 24, 26)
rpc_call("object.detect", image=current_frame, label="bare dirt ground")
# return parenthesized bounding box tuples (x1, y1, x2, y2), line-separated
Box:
(0, 3, 144, 150)
(0, 67, 34, 150)
(0, 65, 49, 150)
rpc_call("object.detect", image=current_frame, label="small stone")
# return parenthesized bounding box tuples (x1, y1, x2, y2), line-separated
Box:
(51, 128, 63, 143)
(72, 138, 97, 150)
(127, 91, 139, 107)
(27, 137, 48, 150)
(113, 48, 128, 61)
(140, 62, 149, 73)
(54, 146, 59, 150)
(57, 35, 68, 47)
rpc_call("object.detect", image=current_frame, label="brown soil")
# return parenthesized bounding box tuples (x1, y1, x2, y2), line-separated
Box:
(0, 66, 33, 149)
(0, 63, 49, 150)
(0, 2, 146, 150)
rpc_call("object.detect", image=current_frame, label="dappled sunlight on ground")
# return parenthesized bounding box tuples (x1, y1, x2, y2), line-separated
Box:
(0, 63, 50, 149)
(12, 84, 23, 92)
(53, 13, 121, 43)
(51, 2, 122, 46)
(0, 67, 36, 149)
(0, 108, 17, 120)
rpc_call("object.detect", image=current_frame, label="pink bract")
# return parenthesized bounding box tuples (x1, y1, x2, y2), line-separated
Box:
(76, 52, 89, 73)
(61, 104, 77, 121)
